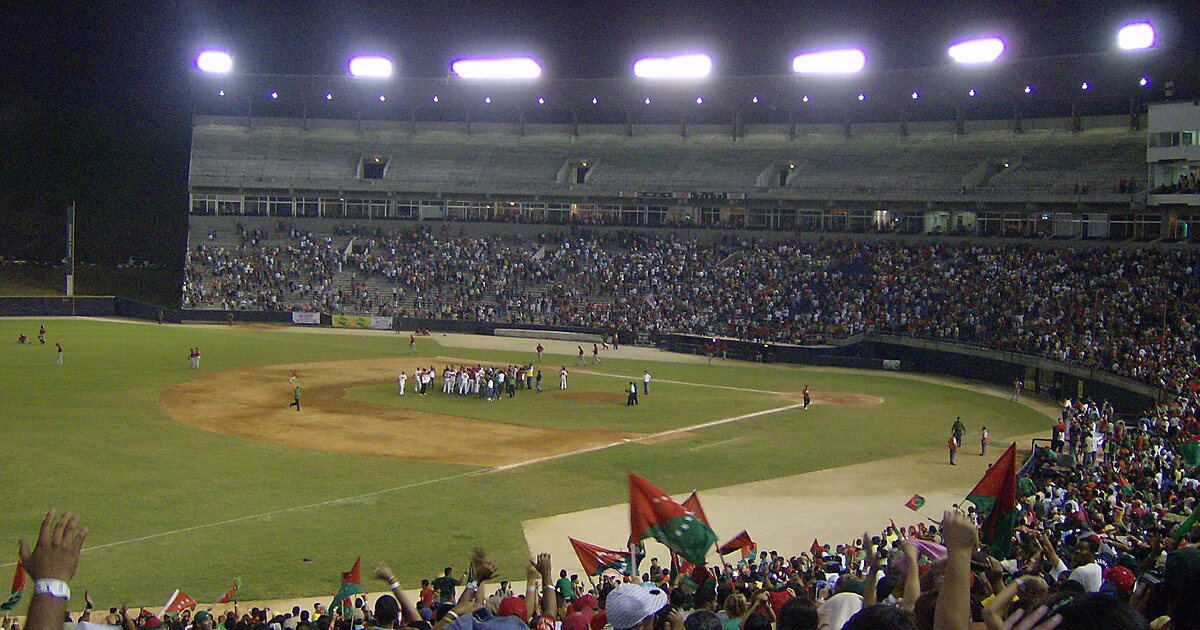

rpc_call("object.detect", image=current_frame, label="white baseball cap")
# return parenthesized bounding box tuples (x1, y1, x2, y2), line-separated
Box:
(605, 583, 668, 630)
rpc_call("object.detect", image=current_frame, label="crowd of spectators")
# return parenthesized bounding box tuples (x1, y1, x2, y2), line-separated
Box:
(14, 386, 1200, 629)
(183, 229, 1200, 396)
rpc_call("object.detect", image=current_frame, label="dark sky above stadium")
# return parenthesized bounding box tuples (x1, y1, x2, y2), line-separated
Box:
(1, 0, 1197, 266)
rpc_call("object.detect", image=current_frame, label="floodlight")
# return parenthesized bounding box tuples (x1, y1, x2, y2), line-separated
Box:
(633, 54, 712, 79)
(1118, 22, 1155, 50)
(968, 89, 976, 97)
(1024, 85, 1032, 94)
(644, 97, 651, 104)
(348, 56, 393, 78)
(270, 91, 278, 99)
(378, 94, 386, 102)
(538, 97, 545, 104)
(591, 97, 598, 104)
(802, 95, 809, 102)
(911, 91, 920, 99)
(196, 50, 232, 74)
(947, 37, 1005, 64)
(857, 93, 866, 101)
(432, 95, 439, 103)
(325, 92, 333, 100)
(1139, 76, 1149, 87)
(484, 96, 491, 104)
(451, 57, 542, 79)
(752, 95, 759, 104)
(696, 96, 703, 104)
(1081, 82, 1089, 90)
(791, 48, 865, 74)
(218, 90, 225, 97)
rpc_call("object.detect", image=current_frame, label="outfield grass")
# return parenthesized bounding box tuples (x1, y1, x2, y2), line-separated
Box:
(0, 318, 1048, 607)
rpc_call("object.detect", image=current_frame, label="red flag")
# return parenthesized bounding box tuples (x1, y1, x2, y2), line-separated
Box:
(966, 443, 1018, 557)
(717, 531, 756, 557)
(162, 590, 197, 616)
(629, 473, 717, 565)
(810, 539, 823, 555)
(1067, 506, 1090, 526)
(0, 563, 24, 612)
(569, 538, 641, 576)
(217, 578, 241, 604)
(342, 557, 362, 585)
(682, 492, 711, 527)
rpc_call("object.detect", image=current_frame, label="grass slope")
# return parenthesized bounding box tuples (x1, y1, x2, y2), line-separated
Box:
(0, 319, 1047, 606)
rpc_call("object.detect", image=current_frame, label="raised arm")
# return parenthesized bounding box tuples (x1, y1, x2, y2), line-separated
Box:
(899, 540, 920, 612)
(372, 564, 420, 624)
(861, 533, 881, 607)
(531, 553, 556, 621)
(19, 511, 88, 630)
(933, 511, 977, 630)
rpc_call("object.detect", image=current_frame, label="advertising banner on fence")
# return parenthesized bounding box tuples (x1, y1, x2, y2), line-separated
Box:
(331, 315, 392, 330)
(292, 312, 321, 325)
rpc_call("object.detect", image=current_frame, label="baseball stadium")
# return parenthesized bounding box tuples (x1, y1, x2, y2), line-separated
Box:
(2, 5, 1200, 630)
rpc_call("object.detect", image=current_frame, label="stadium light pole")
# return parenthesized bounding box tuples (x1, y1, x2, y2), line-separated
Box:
(947, 37, 1005, 64)
(1117, 22, 1155, 50)
(791, 49, 866, 74)
(632, 54, 713, 79)
(450, 57, 542, 79)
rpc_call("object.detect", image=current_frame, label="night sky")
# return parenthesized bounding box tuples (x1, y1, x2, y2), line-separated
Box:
(1, 0, 1196, 266)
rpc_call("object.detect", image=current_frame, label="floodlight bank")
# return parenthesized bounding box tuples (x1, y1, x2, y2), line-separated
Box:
(947, 37, 1005, 64)
(632, 54, 713, 79)
(1117, 22, 1155, 50)
(348, 56, 394, 78)
(196, 50, 233, 74)
(451, 57, 542, 79)
(791, 49, 866, 74)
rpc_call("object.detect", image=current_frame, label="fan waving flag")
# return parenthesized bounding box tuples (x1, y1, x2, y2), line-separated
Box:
(629, 473, 717, 565)
(717, 531, 756, 558)
(682, 492, 711, 528)
(0, 563, 24, 612)
(218, 578, 241, 604)
(330, 557, 364, 611)
(162, 589, 197, 616)
(905, 495, 925, 511)
(965, 443, 1018, 557)
(569, 538, 643, 576)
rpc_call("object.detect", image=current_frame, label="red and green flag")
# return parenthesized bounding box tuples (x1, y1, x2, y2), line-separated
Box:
(1178, 436, 1200, 468)
(669, 550, 697, 581)
(330, 557, 363, 612)
(717, 531, 756, 558)
(629, 473, 717, 566)
(569, 538, 643, 576)
(905, 495, 926, 511)
(162, 589, 198, 616)
(966, 443, 1018, 557)
(0, 563, 24, 612)
(682, 492, 712, 528)
(810, 539, 823, 555)
(218, 578, 241, 604)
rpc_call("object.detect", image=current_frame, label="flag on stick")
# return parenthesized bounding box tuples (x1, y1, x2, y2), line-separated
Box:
(569, 538, 643, 576)
(629, 474, 717, 565)
(330, 557, 363, 612)
(218, 578, 241, 604)
(682, 492, 711, 528)
(1178, 435, 1200, 467)
(965, 443, 1018, 557)
(162, 590, 197, 616)
(717, 531, 756, 558)
(905, 495, 926, 511)
(0, 563, 24, 612)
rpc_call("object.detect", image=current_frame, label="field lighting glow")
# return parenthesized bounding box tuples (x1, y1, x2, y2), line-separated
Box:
(633, 54, 712, 79)
(195, 50, 232, 74)
(791, 49, 865, 74)
(348, 56, 393, 78)
(1118, 22, 1155, 50)
(947, 37, 1005, 64)
(451, 57, 542, 79)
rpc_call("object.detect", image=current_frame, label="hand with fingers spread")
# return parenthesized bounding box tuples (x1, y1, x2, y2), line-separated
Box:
(19, 511, 88, 582)
(999, 605, 1061, 630)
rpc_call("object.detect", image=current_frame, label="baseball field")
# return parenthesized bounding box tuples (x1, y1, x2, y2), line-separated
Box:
(0, 317, 1053, 608)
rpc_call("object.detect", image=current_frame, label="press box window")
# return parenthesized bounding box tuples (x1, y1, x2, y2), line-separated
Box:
(360, 156, 388, 179)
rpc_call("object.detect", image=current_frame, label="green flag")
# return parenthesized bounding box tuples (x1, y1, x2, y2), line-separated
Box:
(1178, 437, 1200, 468)
(330, 557, 363, 612)
(966, 444, 1018, 557)
(629, 474, 717, 565)
(1171, 506, 1199, 542)
(0, 563, 24, 612)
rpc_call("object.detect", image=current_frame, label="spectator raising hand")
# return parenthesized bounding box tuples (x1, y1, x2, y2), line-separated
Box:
(19, 511, 88, 630)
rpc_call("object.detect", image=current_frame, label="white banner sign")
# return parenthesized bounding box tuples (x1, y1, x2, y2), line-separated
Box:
(291, 312, 321, 325)
(369, 316, 393, 330)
